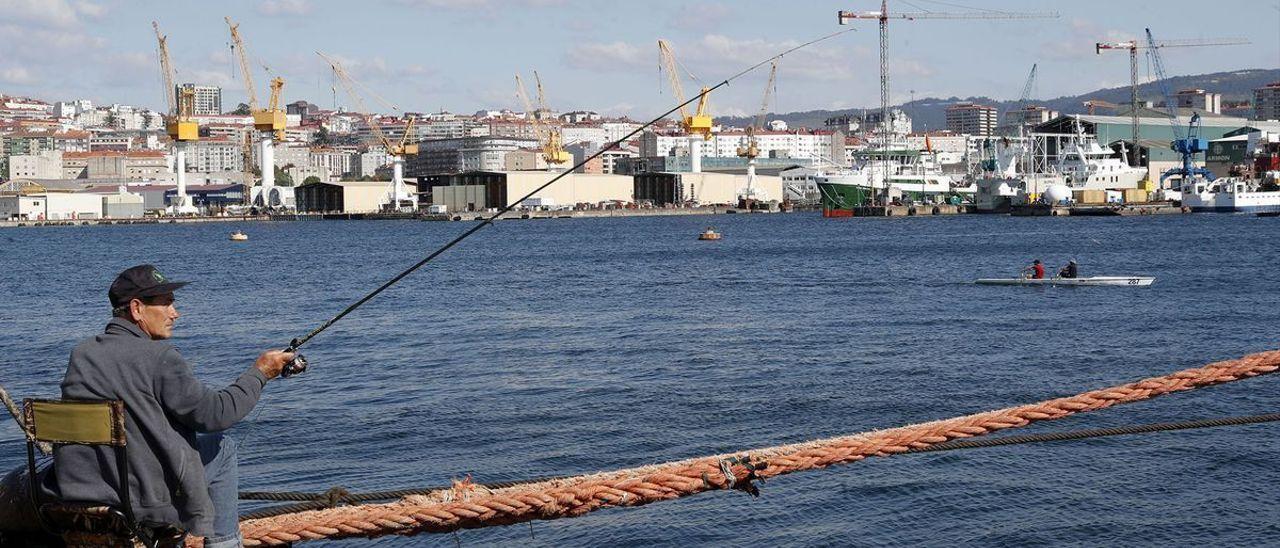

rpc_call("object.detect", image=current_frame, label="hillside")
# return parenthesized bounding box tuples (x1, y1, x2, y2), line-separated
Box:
(719, 68, 1280, 131)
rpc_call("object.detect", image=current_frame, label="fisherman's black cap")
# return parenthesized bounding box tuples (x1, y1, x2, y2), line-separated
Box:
(108, 265, 189, 308)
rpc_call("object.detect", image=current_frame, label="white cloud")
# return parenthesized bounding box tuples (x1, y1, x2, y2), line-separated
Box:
(257, 0, 312, 16)
(564, 41, 648, 72)
(73, 1, 105, 19)
(395, 0, 565, 9)
(691, 34, 857, 82)
(0, 0, 80, 27)
(669, 3, 729, 30)
(1, 65, 37, 85)
(180, 69, 237, 88)
(1041, 18, 1135, 62)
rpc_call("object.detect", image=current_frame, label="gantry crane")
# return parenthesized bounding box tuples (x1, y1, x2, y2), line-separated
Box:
(735, 61, 778, 203)
(658, 39, 713, 173)
(514, 71, 569, 166)
(317, 52, 418, 211)
(1095, 34, 1247, 166)
(657, 39, 713, 139)
(153, 21, 198, 215)
(1145, 28, 1217, 188)
(838, 1, 1057, 203)
(226, 16, 288, 209)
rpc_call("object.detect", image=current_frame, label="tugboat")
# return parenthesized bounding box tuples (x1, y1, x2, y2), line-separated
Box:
(698, 227, 722, 241)
(229, 230, 249, 241)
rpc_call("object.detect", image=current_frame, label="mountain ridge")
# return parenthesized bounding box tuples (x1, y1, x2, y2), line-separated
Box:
(718, 68, 1280, 131)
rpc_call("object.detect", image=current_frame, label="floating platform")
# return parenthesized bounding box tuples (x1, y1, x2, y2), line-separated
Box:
(825, 204, 970, 217)
(1010, 202, 1189, 217)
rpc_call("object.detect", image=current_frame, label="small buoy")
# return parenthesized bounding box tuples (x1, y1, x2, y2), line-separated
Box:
(229, 231, 249, 241)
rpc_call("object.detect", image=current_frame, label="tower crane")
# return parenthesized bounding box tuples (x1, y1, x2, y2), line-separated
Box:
(226, 16, 288, 209)
(658, 39, 713, 173)
(514, 72, 569, 167)
(317, 52, 418, 212)
(152, 21, 199, 215)
(735, 61, 777, 203)
(838, 1, 1057, 204)
(1145, 28, 1219, 188)
(1095, 34, 1247, 166)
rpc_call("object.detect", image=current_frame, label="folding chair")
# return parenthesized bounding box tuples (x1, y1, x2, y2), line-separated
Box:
(23, 399, 185, 548)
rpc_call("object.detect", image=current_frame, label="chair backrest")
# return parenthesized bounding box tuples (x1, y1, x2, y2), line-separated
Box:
(23, 399, 126, 447)
(23, 399, 135, 538)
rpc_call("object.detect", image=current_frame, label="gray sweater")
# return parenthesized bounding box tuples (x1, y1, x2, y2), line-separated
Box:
(56, 318, 268, 536)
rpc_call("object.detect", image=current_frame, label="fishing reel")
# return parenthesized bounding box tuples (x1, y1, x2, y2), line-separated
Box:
(280, 339, 309, 378)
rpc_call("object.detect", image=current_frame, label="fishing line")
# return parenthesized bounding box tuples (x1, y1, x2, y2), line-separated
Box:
(276, 26, 859, 370)
(234, 27, 859, 449)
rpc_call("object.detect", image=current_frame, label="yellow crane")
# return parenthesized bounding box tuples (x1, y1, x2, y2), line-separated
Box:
(153, 21, 197, 142)
(657, 39, 713, 139)
(514, 71, 569, 166)
(225, 17, 286, 140)
(153, 21, 198, 215)
(317, 52, 417, 211)
(226, 16, 290, 209)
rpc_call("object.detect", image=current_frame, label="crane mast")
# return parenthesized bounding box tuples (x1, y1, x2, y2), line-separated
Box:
(515, 73, 569, 167)
(226, 16, 290, 209)
(657, 40, 713, 139)
(152, 21, 198, 215)
(317, 52, 417, 211)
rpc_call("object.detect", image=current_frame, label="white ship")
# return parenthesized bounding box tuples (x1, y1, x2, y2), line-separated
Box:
(1056, 135, 1146, 190)
(1181, 177, 1280, 213)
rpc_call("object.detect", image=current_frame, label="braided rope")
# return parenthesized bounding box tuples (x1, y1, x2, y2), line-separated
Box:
(236, 350, 1280, 546)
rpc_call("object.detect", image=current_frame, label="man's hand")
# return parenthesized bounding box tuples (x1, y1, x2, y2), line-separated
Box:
(255, 350, 296, 380)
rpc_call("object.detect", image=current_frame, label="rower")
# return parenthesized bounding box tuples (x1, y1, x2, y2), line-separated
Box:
(1022, 259, 1045, 279)
(1059, 260, 1079, 279)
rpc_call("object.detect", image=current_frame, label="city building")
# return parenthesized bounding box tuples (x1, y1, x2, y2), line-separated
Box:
(6, 151, 63, 179)
(1174, 89, 1222, 115)
(634, 171, 783, 206)
(566, 142, 638, 175)
(1001, 106, 1059, 134)
(407, 135, 540, 176)
(559, 111, 601, 124)
(639, 130, 839, 162)
(177, 84, 222, 116)
(428, 171, 632, 212)
(294, 180, 415, 213)
(186, 139, 243, 173)
(352, 147, 393, 178)
(309, 147, 357, 177)
(62, 150, 169, 180)
(945, 103, 998, 136)
(503, 149, 548, 171)
(1254, 82, 1280, 121)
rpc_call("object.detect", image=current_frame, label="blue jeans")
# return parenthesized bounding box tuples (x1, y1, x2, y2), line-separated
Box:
(197, 433, 241, 548)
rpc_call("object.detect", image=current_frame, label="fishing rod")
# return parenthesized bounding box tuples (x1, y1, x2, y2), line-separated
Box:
(278, 28, 858, 377)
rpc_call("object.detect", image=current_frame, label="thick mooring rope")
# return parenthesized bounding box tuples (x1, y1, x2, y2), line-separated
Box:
(236, 350, 1280, 546)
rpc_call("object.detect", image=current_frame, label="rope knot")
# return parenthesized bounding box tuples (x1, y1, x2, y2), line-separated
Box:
(703, 455, 767, 497)
(320, 487, 351, 508)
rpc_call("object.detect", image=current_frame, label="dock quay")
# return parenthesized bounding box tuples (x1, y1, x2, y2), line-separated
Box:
(0, 215, 269, 229)
(1010, 202, 1190, 217)
(267, 206, 754, 222)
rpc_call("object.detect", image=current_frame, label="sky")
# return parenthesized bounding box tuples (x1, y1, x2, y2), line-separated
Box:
(2, 0, 1278, 119)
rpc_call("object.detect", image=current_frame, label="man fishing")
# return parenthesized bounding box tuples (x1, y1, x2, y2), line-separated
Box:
(56, 265, 293, 547)
(1022, 259, 1045, 279)
(1058, 259, 1080, 279)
